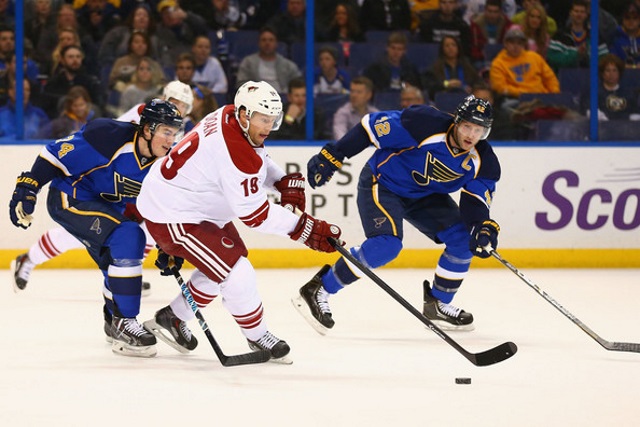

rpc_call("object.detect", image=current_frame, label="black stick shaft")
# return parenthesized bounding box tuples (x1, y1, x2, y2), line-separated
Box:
(329, 238, 517, 366)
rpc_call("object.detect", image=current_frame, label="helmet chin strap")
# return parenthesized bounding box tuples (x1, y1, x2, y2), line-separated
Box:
(141, 125, 157, 159)
(448, 123, 461, 151)
(238, 111, 261, 147)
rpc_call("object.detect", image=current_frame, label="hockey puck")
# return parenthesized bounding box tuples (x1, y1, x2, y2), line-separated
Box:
(455, 378, 471, 384)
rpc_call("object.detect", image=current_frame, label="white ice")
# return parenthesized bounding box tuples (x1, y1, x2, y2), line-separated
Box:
(1, 267, 639, 427)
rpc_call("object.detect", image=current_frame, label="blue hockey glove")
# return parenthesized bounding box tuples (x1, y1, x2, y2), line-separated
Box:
(155, 247, 184, 276)
(9, 172, 40, 229)
(470, 220, 500, 258)
(307, 144, 345, 189)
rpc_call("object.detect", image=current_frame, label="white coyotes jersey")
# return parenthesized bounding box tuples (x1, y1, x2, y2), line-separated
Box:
(137, 105, 300, 236)
(116, 104, 142, 123)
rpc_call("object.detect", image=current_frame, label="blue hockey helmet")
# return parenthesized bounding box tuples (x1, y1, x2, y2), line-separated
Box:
(454, 95, 493, 139)
(140, 98, 183, 132)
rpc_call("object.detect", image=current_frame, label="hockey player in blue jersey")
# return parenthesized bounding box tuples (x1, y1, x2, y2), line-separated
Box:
(9, 99, 183, 357)
(293, 95, 501, 333)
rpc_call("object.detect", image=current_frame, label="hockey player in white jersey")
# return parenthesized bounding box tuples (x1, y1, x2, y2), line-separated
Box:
(11, 81, 194, 294)
(137, 81, 343, 361)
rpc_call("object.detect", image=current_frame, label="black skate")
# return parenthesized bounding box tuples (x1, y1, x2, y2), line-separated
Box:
(247, 331, 292, 364)
(11, 253, 34, 292)
(422, 281, 474, 331)
(291, 264, 334, 335)
(144, 305, 198, 354)
(111, 315, 157, 357)
(103, 305, 113, 343)
(104, 320, 114, 344)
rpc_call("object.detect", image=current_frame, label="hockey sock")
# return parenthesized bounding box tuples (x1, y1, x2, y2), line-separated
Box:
(106, 222, 146, 317)
(28, 228, 84, 265)
(432, 224, 472, 304)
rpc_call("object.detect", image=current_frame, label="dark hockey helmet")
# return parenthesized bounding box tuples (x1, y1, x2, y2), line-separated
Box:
(454, 95, 493, 139)
(139, 98, 183, 132)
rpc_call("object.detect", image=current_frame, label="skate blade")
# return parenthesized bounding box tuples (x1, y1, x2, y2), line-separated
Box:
(111, 340, 157, 358)
(425, 320, 475, 332)
(143, 319, 191, 354)
(291, 295, 329, 336)
(269, 355, 293, 365)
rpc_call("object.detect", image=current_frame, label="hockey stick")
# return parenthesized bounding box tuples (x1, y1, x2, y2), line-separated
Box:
(491, 251, 640, 353)
(328, 238, 518, 367)
(171, 267, 272, 366)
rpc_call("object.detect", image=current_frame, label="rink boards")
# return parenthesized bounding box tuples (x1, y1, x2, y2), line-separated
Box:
(2, 144, 639, 268)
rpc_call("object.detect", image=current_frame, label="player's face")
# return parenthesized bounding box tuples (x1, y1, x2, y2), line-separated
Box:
(247, 111, 278, 146)
(149, 124, 180, 156)
(453, 120, 486, 150)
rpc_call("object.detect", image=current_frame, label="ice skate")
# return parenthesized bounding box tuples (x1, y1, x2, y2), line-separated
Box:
(11, 253, 35, 292)
(247, 331, 292, 364)
(422, 281, 474, 331)
(292, 264, 334, 335)
(104, 320, 114, 344)
(144, 305, 198, 354)
(103, 305, 114, 343)
(141, 281, 151, 297)
(111, 316, 157, 357)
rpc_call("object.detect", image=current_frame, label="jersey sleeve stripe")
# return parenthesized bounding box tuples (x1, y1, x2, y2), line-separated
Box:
(239, 200, 270, 228)
(39, 150, 71, 176)
(360, 114, 381, 149)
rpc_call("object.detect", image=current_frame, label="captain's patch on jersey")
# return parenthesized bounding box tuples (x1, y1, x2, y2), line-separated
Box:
(58, 143, 75, 158)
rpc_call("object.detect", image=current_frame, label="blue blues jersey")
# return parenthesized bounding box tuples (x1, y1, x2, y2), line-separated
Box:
(33, 119, 156, 214)
(335, 104, 501, 226)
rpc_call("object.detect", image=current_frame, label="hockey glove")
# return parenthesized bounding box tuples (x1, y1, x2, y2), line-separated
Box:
(9, 172, 40, 229)
(274, 172, 306, 212)
(307, 144, 345, 189)
(469, 220, 500, 258)
(155, 247, 184, 276)
(289, 213, 343, 253)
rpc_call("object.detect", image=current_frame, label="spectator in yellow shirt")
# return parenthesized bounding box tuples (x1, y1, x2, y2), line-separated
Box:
(489, 25, 559, 100)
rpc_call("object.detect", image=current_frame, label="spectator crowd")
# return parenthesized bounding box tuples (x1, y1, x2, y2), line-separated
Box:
(1, 0, 639, 141)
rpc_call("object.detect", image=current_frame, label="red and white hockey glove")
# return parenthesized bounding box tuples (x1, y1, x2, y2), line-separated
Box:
(289, 213, 342, 253)
(274, 172, 306, 212)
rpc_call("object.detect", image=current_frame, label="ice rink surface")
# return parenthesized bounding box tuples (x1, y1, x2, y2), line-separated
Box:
(1, 267, 639, 427)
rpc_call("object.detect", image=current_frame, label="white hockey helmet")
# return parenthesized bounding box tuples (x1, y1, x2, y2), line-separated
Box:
(163, 80, 194, 115)
(234, 81, 283, 131)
